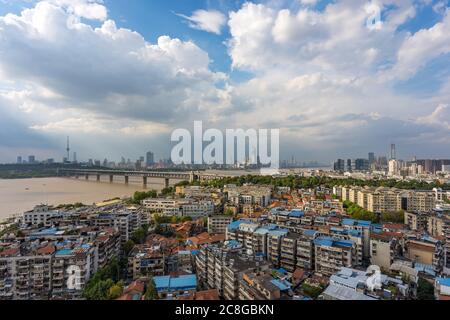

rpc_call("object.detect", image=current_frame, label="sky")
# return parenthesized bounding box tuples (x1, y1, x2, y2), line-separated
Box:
(0, 0, 449, 164)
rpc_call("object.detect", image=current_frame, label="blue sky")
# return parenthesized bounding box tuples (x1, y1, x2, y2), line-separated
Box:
(0, 0, 449, 163)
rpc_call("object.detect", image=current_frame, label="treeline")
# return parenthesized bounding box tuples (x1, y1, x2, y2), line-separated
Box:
(343, 200, 405, 224)
(205, 175, 449, 191)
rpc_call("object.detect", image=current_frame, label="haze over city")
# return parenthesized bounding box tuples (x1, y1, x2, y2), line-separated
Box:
(1, 0, 450, 163)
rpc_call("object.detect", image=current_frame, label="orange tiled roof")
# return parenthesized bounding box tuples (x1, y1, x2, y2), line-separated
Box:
(0, 248, 19, 257)
(37, 244, 56, 255)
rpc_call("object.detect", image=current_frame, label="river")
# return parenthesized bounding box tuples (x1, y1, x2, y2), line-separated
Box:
(0, 177, 169, 220)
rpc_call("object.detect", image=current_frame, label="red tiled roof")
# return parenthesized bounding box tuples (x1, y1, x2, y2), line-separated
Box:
(37, 244, 56, 255)
(0, 248, 19, 257)
(194, 289, 220, 300)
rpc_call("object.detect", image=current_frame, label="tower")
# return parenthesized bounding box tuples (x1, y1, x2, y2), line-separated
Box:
(390, 144, 396, 160)
(66, 136, 70, 162)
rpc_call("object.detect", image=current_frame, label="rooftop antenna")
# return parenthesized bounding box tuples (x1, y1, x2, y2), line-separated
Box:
(66, 136, 70, 162)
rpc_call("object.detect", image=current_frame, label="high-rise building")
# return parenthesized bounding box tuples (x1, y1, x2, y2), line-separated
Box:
(73, 152, 77, 163)
(389, 159, 399, 176)
(355, 159, 369, 171)
(346, 159, 353, 172)
(28, 155, 36, 164)
(368, 152, 375, 165)
(17, 156, 22, 164)
(390, 144, 396, 160)
(333, 159, 345, 172)
(146, 151, 155, 167)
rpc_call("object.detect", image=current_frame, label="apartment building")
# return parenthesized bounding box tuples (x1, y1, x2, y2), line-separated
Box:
(239, 272, 281, 300)
(314, 237, 355, 277)
(320, 226, 364, 267)
(141, 198, 190, 214)
(226, 220, 272, 256)
(207, 215, 233, 234)
(51, 244, 98, 299)
(142, 198, 214, 218)
(267, 229, 289, 268)
(94, 228, 121, 269)
(224, 185, 272, 208)
(0, 244, 54, 300)
(443, 214, 450, 275)
(404, 211, 428, 232)
(370, 232, 401, 271)
(339, 186, 436, 213)
(194, 243, 271, 300)
(181, 201, 215, 218)
(342, 219, 372, 261)
(427, 213, 445, 237)
(22, 205, 63, 226)
(405, 236, 444, 274)
(91, 210, 143, 245)
(279, 233, 300, 272)
(296, 229, 317, 270)
(129, 246, 165, 279)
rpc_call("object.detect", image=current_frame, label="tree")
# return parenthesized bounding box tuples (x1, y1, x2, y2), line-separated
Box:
(108, 282, 124, 300)
(381, 211, 405, 223)
(83, 259, 124, 300)
(123, 240, 135, 256)
(131, 227, 147, 244)
(417, 278, 435, 300)
(302, 283, 323, 299)
(144, 277, 159, 300)
(224, 208, 235, 216)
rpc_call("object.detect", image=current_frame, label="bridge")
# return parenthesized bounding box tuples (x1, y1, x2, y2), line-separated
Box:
(57, 168, 232, 188)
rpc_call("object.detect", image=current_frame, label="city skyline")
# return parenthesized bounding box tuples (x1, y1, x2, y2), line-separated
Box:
(1, 0, 450, 163)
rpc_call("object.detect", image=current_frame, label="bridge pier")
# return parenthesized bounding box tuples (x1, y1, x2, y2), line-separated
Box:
(85, 174, 89, 180)
(125, 176, 129, 185)
(75, 175, 79, 179)
(109, 175, 114, 183)
(143, 177, 147, 188)
(96, 174, 101, 182)
(164, 178, 170, 189)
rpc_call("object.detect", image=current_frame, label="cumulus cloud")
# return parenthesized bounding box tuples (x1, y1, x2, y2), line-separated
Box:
(0, 1, 228, 125)
(176, 9, 226, 34)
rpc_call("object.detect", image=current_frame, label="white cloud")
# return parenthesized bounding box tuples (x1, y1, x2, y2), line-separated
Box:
(176, 9, 226, 34)
(416, 104, 450, 130)
(383, 10, 450, 81)
(50, 0, 107, 21)
(0, 1, 229, 125)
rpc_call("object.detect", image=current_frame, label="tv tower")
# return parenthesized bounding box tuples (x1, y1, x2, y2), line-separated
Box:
(66, 136, 70, 162)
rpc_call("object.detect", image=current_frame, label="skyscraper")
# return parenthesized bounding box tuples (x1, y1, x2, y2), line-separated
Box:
(368, 152, 375, 165)
(17, 156, 22, 164)
(28, 155, 36, 164)
(390, 144, 396, 160)
(146, 151, 155, 167)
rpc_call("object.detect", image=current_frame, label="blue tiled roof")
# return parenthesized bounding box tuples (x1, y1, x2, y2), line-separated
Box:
(268, 229, 289, 237)
(226, 240, 241, 248)
(303, 229, 317, 237)
(56, 249, 73, 256)
(314, 236, 354, 248)
(289, 210, 305, 218)
(437, 278, 450, 287)
(227, 220, 252, 231)
(154, 275, 197, 292)
(271, 279, 291, 291)
(342, 219, 372, 227)
(31, 228, 59, 236)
